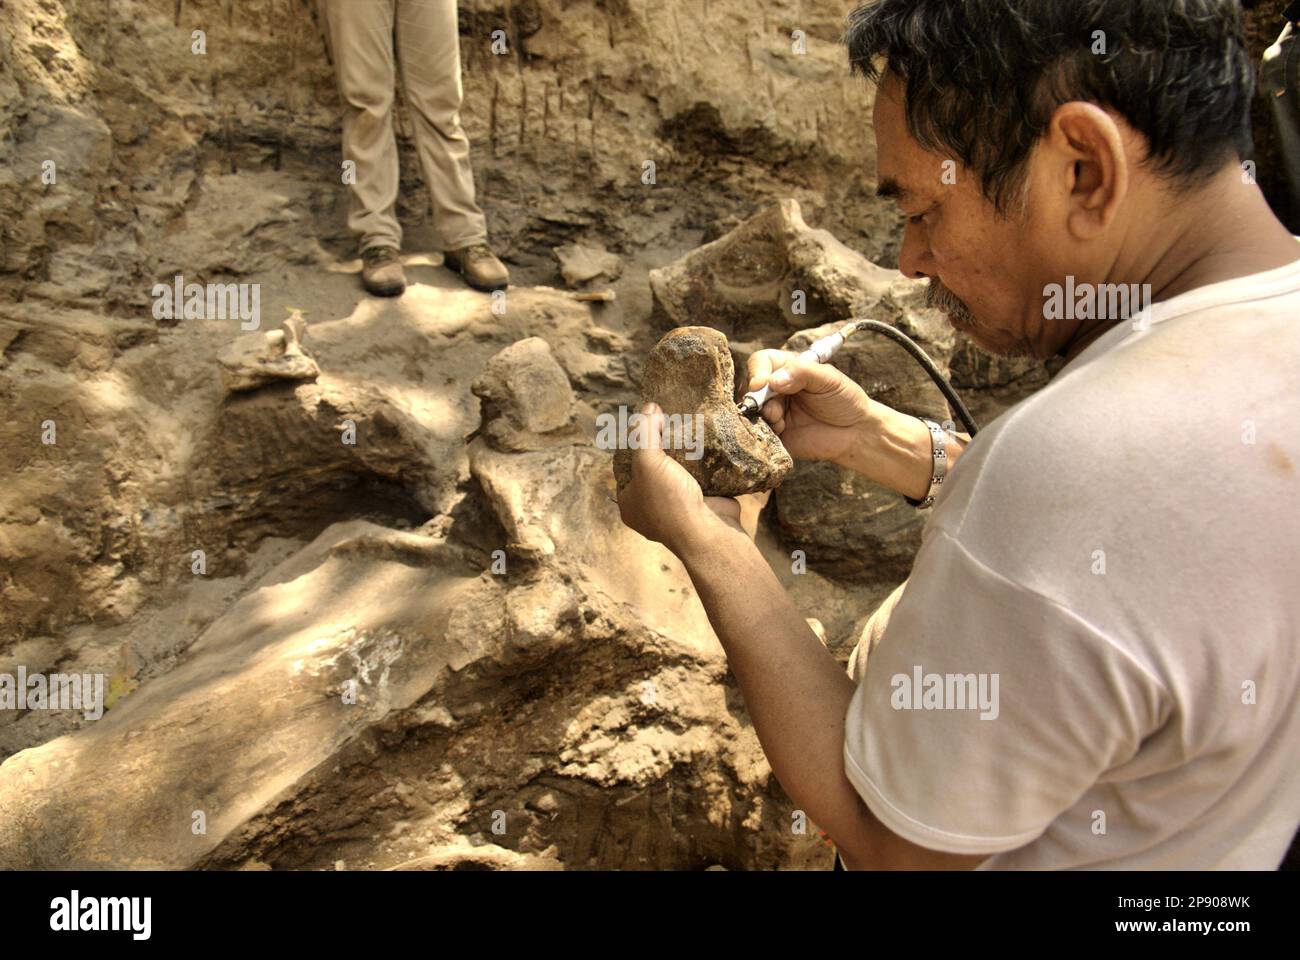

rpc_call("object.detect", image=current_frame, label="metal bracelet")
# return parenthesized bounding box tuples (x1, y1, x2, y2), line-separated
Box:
(905, 418, 949, 510)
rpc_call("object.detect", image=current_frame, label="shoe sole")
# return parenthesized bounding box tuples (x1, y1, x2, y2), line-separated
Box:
(464, 278, 508, 292)
(363, 280, 406, 297)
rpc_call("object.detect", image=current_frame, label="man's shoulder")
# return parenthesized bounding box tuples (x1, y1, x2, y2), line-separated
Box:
(929, 291, 1300, 605)
(931, 354, 1149, 534)
(946, 295, 1300, 516)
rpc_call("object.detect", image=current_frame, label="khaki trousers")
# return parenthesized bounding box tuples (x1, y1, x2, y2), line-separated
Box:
(318, 0, 487, 252)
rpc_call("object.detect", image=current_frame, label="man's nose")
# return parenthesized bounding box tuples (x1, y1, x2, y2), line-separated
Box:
(897, 221, 932, 281)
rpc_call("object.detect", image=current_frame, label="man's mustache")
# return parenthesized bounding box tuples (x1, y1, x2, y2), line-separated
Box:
(923, 278, 1035, 360)
(924, 279, 976, 328)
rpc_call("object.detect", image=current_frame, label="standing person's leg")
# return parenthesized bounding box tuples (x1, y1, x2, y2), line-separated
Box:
(318, 0, 407, 295)
(395, 0, 507, 290)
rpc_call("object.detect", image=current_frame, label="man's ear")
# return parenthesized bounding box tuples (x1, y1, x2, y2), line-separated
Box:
(1047, 101, 1129, 240)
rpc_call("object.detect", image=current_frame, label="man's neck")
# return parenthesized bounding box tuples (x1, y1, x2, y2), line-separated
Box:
(1060, 167, 1300, 365)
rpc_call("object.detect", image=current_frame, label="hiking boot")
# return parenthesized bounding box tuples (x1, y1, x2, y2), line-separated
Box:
(360, 246, 406, 297)
(444, 242, 509, 292)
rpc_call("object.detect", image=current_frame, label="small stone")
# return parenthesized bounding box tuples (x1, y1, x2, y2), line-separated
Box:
(553, 241, 623, 288)
(472, 337, 585, 451)
(568, 289, 616, 303)
(505, 574, 580, 659)
(614, 326, 793, 498)
(528, 791, 559, 814)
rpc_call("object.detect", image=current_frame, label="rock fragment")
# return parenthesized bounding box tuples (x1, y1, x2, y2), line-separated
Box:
(613, 326, 792, 498)
(553, 241, 623, 288)
(768, 460, 923, 584)
(471, 337, 585, 452)
(649, 198, 901, 339)
(217, 311, 319, 393)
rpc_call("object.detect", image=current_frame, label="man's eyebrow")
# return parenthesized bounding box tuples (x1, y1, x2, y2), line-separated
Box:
(875, 177, 911, 203)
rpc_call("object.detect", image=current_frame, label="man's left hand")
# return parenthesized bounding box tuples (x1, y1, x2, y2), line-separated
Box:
(616, 403, 743, 556)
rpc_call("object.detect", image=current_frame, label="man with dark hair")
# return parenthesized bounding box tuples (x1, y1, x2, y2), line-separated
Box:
(618, 0, 1300, 869)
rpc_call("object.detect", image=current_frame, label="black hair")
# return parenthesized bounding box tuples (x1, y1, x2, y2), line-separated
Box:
(846, 0, 1255, 211)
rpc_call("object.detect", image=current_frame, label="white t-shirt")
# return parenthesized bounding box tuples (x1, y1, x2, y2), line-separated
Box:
(843, 256, 1300, 869)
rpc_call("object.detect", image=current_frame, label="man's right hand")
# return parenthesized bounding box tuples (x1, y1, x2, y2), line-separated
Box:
(747, 347, 958, 501)
(745, 349, 875, 466)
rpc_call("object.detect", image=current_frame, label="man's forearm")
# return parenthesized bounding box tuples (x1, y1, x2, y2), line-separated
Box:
(835, 399, 969, 499)
(674, 522, 879, 859)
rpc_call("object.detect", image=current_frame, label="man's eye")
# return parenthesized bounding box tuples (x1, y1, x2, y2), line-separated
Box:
(908, 209, 932, 225)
